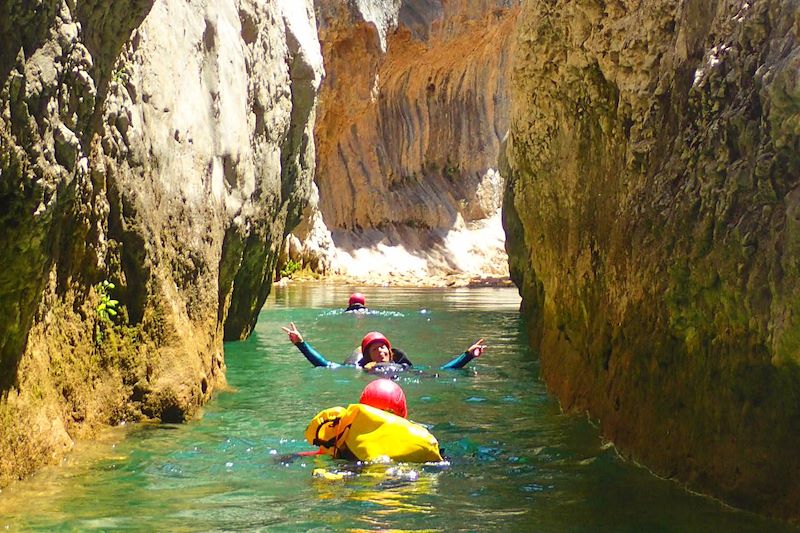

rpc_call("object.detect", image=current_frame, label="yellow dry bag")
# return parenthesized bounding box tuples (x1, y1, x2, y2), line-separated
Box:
(304, 403, 443, 463)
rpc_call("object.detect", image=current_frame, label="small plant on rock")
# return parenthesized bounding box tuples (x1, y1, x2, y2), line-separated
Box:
(444, 158, 460, 182)
(111, 64, 131, 85)
(95, 280, 119, 344)
(280, 259, 302, 279)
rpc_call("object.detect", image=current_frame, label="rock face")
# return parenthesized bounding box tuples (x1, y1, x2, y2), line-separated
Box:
(505, 0, 800, 521)
(284, 0, 519, 281)
(0, 0, 321, 486)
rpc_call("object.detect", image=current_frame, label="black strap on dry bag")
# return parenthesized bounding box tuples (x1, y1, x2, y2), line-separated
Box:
(313, 417, 340, 448)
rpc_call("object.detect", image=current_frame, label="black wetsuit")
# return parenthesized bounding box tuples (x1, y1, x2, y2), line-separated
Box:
(293, 341, 478, 370)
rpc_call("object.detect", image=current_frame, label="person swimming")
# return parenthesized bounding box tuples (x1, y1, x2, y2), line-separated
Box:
(344, 292, 367, 313)
(305, 378, 443, 463)
(281, 322, 485, 371)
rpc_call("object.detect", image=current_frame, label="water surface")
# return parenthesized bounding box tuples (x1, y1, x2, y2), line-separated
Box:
(0, 283, 792, 531)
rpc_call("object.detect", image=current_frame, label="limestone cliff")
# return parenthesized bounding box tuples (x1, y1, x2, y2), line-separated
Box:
(505, 0, 800, 521)
(283, 0, 518, 282)
(0, 0, 321, 486)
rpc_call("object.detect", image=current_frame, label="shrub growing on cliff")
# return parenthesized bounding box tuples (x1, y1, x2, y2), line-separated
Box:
(443, 158, 460, 182)
(280, 259, 302, 279)
(111, 64, 131, 85)
(95, 281, 119, 344)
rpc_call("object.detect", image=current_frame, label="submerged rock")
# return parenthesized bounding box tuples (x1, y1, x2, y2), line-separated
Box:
(505, 0, 800, 522)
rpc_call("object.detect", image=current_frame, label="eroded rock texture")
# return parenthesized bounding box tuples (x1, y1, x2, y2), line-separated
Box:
(505, 0, 800, 521)
(0, 0, 320, 485)
(285, 0, 518, 279)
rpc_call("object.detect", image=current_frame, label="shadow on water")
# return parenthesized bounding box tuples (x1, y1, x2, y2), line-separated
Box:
(0, 284, 796, 532)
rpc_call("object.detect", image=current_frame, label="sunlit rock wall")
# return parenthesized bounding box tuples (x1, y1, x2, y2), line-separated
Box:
(0, 0, 320, 485)
(505, 0, 800, 521)
(285, 0, 519, 281)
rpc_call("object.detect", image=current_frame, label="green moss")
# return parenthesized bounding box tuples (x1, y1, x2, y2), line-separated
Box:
(0, 395, 53, 485)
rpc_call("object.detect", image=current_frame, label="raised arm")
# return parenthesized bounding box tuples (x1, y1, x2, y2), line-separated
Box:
(282, 322, 303, 344)
(439, 338, 486, 369)
(282, 322, 339, 368)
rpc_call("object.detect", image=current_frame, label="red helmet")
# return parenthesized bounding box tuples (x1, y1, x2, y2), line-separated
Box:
(361, 331, 391, 359)
(349, 292, 366, 306)
(360, 378, 408, 418)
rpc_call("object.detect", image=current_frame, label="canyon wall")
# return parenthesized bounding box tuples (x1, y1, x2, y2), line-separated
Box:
(504, 0, 800, 521)
(283, 0, 519, 282)
(0, 0, 321, 485)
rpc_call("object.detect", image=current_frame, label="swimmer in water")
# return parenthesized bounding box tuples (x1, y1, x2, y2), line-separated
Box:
(344, 292, 367, 313)
(282, 323, 486, 371)
(277, 378, 415, 464)
(306, 378, 443, 463)
(288, 378, 444, 470)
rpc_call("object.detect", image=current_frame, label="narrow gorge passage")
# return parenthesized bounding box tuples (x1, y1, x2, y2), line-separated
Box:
(3, 0, 800, 527)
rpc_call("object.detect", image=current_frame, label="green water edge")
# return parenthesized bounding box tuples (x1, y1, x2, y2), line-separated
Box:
(0, 283, 795, 532)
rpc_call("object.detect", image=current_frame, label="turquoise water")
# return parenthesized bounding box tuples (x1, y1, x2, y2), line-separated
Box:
(0, 283, 793, 531)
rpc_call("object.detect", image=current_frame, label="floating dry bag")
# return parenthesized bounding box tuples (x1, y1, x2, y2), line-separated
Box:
(304, 403, 443, 463)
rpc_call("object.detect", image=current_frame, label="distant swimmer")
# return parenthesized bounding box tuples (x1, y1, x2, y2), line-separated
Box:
(344, 292, 367, 313)
(282, 322, 486, 371)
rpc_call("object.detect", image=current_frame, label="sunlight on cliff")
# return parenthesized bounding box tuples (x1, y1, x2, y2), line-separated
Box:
(327, 210, 509, 285)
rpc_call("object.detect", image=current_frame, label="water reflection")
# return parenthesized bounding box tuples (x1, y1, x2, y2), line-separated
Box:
(311, 462, 440, 531)
(271, 282, 521, 313)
